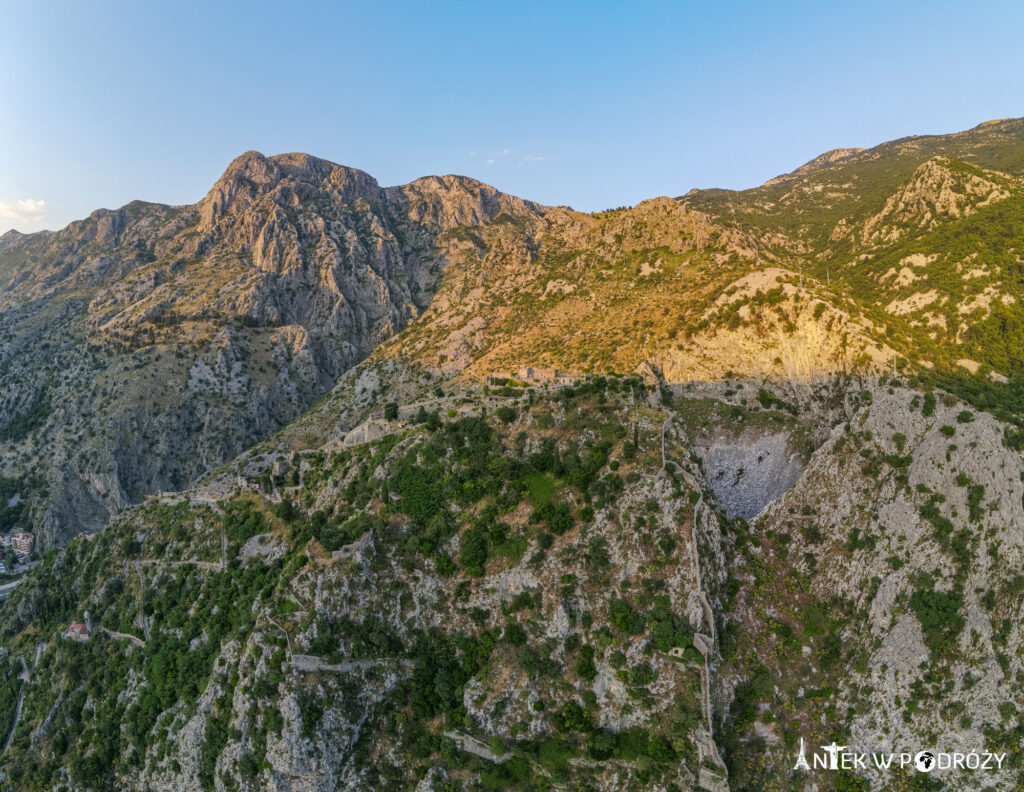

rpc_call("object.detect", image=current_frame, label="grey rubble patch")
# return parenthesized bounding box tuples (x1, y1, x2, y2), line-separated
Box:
(698, 431, 804, 519)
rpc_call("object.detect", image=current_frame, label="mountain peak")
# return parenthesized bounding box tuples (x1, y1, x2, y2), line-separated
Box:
(198, 150, 383, 229)
(761, 146, 867, 188)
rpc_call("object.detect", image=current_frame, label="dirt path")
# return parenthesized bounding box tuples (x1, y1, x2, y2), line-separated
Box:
(444, 730, 511, 763)
(290, 654, 413, 674)
(266, 616, 292, 654)
(150, 494, 226, 569)
(192, 495, 225, 516)
(137, 559, 222, 572)
(2, 658, 27, 755)
(2, 683, 25, 754)
(99, 627, 146, 648)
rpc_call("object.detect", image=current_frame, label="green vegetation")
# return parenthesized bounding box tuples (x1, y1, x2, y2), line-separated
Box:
(0, 652, 21, 743)
(0, 475, 29, 532)
(6, 117, 1024, 791)
(0, 396, 52, 442)
(0, 383, 716, 791)
(910, 584, 965, 656)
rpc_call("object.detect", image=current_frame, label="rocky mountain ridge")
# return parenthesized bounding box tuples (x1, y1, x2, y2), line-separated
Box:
(0, 152, 544, 547)
(6, 119, 1024, 547)
(2, 118, 1024, 792)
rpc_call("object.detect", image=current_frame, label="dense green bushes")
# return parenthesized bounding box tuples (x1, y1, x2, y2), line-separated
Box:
(0, 396, 52, 442)
(0, 653, 20, 743)
(0, 475, 27, 533)
(910, 585, 965, 656)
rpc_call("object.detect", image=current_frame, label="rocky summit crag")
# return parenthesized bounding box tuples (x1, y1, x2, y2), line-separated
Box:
(0, 151, 540, 547)
(2, 119, 1024, 792)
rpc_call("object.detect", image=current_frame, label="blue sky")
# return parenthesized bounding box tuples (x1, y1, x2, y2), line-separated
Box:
(1, 0, 1022, 234)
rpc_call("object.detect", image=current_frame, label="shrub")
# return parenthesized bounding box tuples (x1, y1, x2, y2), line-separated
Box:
(922, 392, 936, 417)
(575, 645, 597, 681)
(801, 524, 823, 544)
(504, 622, 527, 646)
(532, 501, 573, 535)
(496, 405, 516, 424)
(609, 599, 646, 635)
(392, 463, 445, 524)
(460, 528, 489, 576)
(967, 484, 985, 522)
(910, 588, 965, 655)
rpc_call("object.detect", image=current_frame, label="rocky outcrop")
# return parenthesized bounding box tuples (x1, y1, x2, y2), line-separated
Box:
(0, 152, 548, 546)
(861, 156, 1016, 244)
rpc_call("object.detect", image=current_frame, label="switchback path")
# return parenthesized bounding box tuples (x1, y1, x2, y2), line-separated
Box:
(444, 730, 511, 763)
(290, 654, 413, 674)
(266, 616, 292, 654)
(2, 685, 25, 754)
(137, 559, 222, 572)
(2, 658, 27, 755)
(99, 627, 146, 648)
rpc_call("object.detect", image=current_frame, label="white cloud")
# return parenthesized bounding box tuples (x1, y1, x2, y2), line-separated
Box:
(0, 198, 47, 225)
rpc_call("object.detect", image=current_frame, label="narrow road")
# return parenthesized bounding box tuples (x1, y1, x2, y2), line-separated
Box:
(137, 559, 221, 571)
(99, 627, 146, 648)
(2, 657, 27, 755)
(32, 642, 44, 668)
(444, 730, 511, 763)
(266, 616, 292, 654)
(0, 579, 21, 601)
(2, 683, 25, 754)
(290, 655, 413, 674)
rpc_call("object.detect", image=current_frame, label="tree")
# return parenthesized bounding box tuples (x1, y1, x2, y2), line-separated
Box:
(384, 402, 399, 421)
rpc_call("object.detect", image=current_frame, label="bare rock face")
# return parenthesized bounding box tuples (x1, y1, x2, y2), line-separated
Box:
(697, 430, 806, 519)
(652, 269, 895, 383)
(0, 152, 547, 547)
